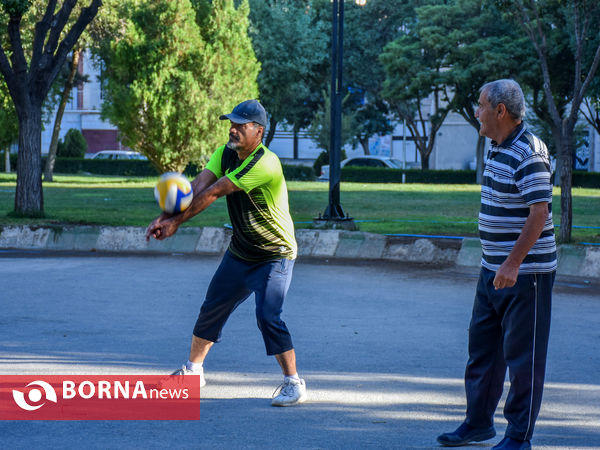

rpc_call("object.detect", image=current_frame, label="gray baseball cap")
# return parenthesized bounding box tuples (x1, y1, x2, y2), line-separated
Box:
(219, 99, 268, 127)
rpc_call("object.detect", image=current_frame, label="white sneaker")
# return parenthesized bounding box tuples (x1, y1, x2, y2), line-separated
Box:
(271, 378, 307, 406)
(171, 365, 206, 387)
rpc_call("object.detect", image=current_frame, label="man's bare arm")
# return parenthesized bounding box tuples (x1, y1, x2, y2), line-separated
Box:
(146, 172, 240, 241)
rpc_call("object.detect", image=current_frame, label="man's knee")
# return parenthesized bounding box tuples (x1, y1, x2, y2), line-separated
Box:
(255, 307, 279, 331)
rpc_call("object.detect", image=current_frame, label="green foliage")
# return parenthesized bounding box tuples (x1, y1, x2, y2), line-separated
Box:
(99, 0, 259, 173)
(0, 0, 32, 16)
(572, 171, 600, 189)
(307, 88, 356, 156)
(0, 78, 17, 150)
(491, 0, 600, 241)
(312, 150, 328, 176)
(0, 0, 102, 216)
(417, 0, 534, 128)
(526, 113, 589, 158)
(196, 0, 259, 156)
(380, 2, 453, 169)
(57, 128, 87, 158)
(281, 164, 315, 181)
(340, 0, 409, 150)
(248, 0, 329, 134)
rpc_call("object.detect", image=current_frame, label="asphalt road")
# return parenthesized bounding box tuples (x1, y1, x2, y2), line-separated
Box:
(0, 252, 599, 449)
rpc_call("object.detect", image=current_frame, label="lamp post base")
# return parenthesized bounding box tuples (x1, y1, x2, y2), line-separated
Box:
(312, 216, 358, 231)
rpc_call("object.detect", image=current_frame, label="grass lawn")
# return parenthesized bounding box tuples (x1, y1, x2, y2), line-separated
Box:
(0, 173, 598, 243)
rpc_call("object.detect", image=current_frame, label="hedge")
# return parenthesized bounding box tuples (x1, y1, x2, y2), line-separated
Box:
(342, 167, 478, 184)
(1, 154, 599, 187)
(56, 158, 158, 176)
(572, 171, 600, 188)
(0, 155, 317, 181)
(341, 167, 600, 187)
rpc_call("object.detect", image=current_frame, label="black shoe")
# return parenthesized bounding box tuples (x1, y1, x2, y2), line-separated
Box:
(437, 422, 496, 447)
(492, 437, 531, 450)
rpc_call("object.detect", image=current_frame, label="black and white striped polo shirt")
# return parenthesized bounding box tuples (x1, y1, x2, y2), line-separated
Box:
(479, 123, 557, 274)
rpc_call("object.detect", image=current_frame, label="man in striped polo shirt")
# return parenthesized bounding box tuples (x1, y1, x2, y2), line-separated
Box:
(146, 99, 306, 407)
(438, 80, 556, 450)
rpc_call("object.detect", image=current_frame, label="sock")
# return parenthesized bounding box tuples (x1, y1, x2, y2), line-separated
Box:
(186, 360, 203, 372)
(284, 373, 300, 383)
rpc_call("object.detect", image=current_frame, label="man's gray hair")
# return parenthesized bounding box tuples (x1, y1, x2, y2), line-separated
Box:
(480, 79, 526, 120)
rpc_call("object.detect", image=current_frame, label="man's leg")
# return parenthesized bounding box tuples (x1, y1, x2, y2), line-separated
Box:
(248, 258, 305, 406)
(192, 251, 252, 346)
(465, 268, 507, 429)
(502, 271, 554, 442)
(176, 252, 251, 380)
(251, 258, 295, 358)
(438, 268, 501, 446)
(275, 349, 296, 376)
(189, 335, 214, 363)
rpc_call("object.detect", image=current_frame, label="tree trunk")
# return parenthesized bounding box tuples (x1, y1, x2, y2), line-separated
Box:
(293, 123, 299, 159)
(44, 49, 81, 182)
(265, 116, 277, 147)
(360, 136, 370, 155)
(558, 130, 574, 243)
(15, 107, 44, 216)
(4, 148, 9, 173)
(414, 135, 429, 170)
(420, 151, 429, 169)
(476, 135, 486, 184)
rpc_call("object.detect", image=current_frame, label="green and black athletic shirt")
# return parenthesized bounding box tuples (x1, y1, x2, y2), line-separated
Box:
(205, 143, 297, 262)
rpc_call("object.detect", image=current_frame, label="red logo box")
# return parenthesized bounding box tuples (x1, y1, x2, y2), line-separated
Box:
(0, 375, 201, 420)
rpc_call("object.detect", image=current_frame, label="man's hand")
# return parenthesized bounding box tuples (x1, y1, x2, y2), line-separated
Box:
(145, 215, 179, 241)
(493, 260, 519, 290)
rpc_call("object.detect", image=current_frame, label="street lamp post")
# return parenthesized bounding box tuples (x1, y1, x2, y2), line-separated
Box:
(314, 0, 356, 230)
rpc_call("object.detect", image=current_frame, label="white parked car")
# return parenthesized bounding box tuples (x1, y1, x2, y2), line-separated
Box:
(90, 150, 147, 160)
(319, 155, 408, 180)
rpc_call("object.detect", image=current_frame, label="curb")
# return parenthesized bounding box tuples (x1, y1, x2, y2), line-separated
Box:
(1, 225, 599, 279)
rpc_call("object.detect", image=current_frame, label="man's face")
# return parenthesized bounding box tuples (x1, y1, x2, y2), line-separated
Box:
(475, 89, 498, 140)
(227, 122, 262, 153)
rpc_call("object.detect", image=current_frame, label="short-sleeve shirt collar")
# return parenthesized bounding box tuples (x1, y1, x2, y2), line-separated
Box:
(492, 122, 525, 149)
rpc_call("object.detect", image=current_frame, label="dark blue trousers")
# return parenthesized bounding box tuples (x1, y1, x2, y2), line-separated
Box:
(193, 251, 295, 356)
(465, 267, 555, 441)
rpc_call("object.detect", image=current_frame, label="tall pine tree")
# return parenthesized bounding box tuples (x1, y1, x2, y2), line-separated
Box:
(100, 0, 258, 172)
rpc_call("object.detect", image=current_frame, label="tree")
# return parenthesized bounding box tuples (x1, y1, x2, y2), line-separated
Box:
(43, 47, 86, 181)
(100, 0, 258, 173)
(581, 98, 600, 136)
(194, 0, 259, 158)
(341, 0, 411, 155)
(495, 0, 600, 242)
(307, 87, 355, 174)
(0, 0, 102, 216)
(57, 127, 86, 157)
(418, 0, 535, 182)
(248, 0, 329, 148)
(581, 74, 600, 136)
(380, 10, 452, 170)
(43, 0, 119, 181)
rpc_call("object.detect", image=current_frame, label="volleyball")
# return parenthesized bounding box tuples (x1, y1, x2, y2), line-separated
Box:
(154, 172, 193, 214)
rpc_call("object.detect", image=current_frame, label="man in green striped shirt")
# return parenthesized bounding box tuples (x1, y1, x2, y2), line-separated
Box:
(146, 100, 305, 407)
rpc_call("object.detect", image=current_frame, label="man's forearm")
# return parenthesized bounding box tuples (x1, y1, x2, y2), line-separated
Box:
(175, 187, 220, 225)
(504, 203, 549, 268)
(171, 176, 239, 227)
